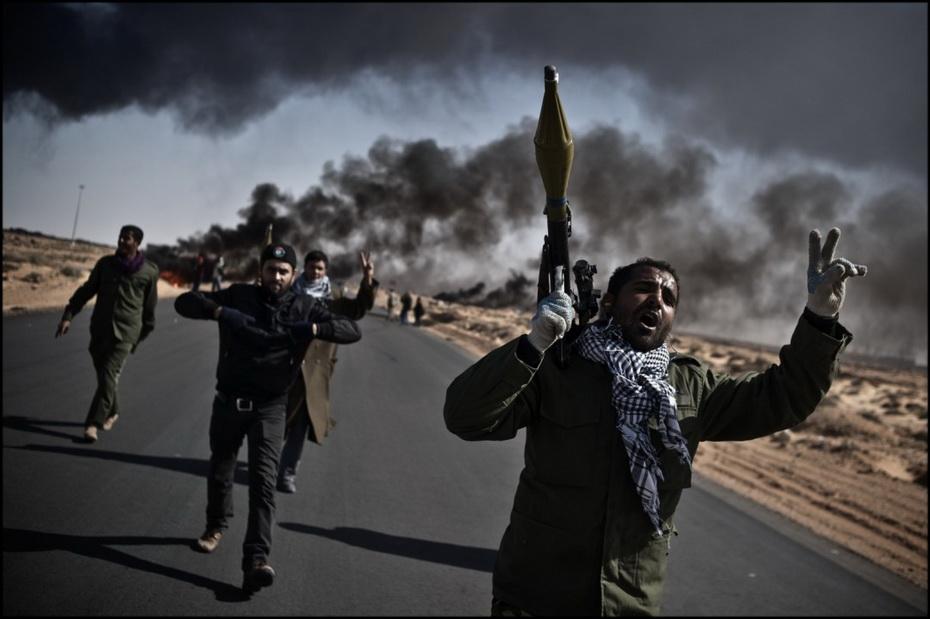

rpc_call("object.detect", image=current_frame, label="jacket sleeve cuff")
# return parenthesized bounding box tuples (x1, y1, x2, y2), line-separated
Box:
(202, 298, 220, 318)
(802, 306, 839, 333)
(515, 334, 544, 370)
(792, 312, 853, 359)
(315, 321, 335, 340)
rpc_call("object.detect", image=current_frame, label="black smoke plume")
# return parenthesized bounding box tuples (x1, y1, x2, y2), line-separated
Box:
(478, 271, 534, 310)
(4, 4, 925, 174)
(435, 283, 486, 304)
(160, 120, 926, 363)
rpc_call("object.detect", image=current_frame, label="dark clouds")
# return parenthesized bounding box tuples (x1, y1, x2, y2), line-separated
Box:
(4, 3, 926, 175)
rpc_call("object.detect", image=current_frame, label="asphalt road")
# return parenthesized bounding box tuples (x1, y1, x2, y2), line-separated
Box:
(3, 302, 926, 616)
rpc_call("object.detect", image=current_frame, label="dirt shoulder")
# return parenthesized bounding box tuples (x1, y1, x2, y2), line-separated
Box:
(3, 230, 186, 316)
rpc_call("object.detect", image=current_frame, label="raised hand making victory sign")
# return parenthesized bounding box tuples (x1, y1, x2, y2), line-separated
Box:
(806, 227, 868, 318)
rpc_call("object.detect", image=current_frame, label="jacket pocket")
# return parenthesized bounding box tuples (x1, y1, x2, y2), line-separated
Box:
(527, 400, 603, 487)
(617, 525, 674, 613)
(496, 510, 601, 613)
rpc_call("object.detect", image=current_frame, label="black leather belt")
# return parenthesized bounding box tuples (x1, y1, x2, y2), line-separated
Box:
(216, 391, 284, 412)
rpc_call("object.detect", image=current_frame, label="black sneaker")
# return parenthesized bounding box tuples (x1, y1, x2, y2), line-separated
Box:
(242, 561, 276, 593)
(276, 477, 296, 494)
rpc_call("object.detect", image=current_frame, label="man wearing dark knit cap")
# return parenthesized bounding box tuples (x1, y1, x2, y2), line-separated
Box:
(174, 242, 361, 595)
(56, 224, 159, 443)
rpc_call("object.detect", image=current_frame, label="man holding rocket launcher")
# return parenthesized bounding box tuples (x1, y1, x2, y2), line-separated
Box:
(444, 66, 867, 616)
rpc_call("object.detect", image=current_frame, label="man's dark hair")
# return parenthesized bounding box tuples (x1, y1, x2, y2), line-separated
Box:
(304, 250, 328, 266)
(607, 257, 680, 297)
(120, 225, 144, 243)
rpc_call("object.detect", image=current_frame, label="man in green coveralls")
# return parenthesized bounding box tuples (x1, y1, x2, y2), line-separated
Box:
(56, 225, 159, 443)
(444, 227, 867, 616)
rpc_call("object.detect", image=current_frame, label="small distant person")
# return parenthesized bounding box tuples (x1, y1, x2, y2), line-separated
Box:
(277, 249, 378, 494)
(444, 227, 867, 615)
(387, 288, 397, 321)
(174, 243, 361, 595)
(211, 255, 225, 292)
(55, 225, 159, 443)
(413, 296, 425, 326)
(400, 291, 413, 325)
(192, 253, 206, 291)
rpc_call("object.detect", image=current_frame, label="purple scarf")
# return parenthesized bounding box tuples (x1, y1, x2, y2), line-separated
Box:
(116, 250, 145, 275)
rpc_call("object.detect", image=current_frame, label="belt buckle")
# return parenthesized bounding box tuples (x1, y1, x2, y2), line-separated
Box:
(235, 397, 253, 412)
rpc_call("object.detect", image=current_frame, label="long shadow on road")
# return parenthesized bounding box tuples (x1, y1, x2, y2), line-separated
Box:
(278, 522, 497, 573)
(5, 443, 249, 485)
(3, 415, 87, 442)
(3, 527, 248, 602)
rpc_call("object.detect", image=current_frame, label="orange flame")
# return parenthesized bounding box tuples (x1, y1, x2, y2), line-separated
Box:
(159, 270, 189, 288)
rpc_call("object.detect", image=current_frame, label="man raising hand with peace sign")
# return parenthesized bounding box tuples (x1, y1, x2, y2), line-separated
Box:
(445, 226, 867, 616)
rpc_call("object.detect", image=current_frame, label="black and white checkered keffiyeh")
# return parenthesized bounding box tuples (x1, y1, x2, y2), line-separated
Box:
(575, 320, 692, 535)
(292, 273, 332, 300)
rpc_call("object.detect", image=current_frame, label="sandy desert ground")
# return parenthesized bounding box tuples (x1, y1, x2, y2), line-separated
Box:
(3, 229, 927, 589)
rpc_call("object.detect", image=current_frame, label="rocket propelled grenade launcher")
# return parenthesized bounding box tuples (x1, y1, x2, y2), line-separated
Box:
(535, 65, 575, 303)
(255, 223, 275, 283)
(534, 65, 600, 364)
(263, 223, 274, 248)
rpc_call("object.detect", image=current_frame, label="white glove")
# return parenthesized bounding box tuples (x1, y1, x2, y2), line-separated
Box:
(527, 272, 575, 353)
(806, 227, 867, 318)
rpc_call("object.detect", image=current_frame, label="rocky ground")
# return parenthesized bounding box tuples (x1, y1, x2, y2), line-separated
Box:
(3, 228, 927, 589)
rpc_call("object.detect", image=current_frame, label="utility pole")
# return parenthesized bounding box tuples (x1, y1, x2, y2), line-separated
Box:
(70, 184, 85, 248)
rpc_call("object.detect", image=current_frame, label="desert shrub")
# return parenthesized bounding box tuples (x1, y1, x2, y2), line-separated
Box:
(429, 311, 457, 324)
(21, 271, 43, 283)
(60, 265, 83, 278)
(25, 254, 58, 267)
(3, 260, 21, 273)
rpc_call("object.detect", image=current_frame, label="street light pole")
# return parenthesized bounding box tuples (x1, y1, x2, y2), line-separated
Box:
(70, 184, 84, 248)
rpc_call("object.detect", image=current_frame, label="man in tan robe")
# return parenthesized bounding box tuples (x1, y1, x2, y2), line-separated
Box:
(277, 249, 378, 493)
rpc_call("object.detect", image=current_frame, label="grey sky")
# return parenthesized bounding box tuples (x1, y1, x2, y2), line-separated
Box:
(3, 3, 927, 362)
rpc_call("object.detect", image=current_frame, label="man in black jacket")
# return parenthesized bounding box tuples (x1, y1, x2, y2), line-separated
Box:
(174, 243, 361, 594)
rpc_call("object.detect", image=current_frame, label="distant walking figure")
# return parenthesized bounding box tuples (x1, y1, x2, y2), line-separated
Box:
(400, 291, 413, 325)
(211, 256, 225, 292)
(192, 253, 206, 291)
(387, 289, 397, 321)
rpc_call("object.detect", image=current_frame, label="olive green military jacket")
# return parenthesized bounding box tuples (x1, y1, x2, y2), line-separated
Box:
(444, 315, 852, 616)
(63, 254, 160, 345)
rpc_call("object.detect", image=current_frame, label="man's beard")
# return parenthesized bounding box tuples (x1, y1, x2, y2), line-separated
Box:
(262, 279, 291, 299)
(622, 316, 672, 352)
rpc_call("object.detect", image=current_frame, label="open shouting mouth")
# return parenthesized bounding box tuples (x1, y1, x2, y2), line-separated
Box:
(638, 310, 660, 332)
